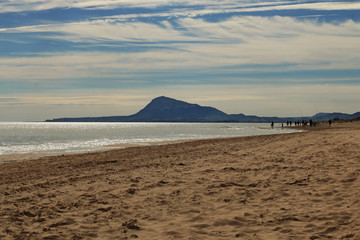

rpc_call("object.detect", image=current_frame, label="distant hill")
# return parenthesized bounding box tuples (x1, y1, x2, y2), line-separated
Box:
(128, 96, 228, 122)
(46, 96, 229, 122)
(311, 112, 360, 121)
(46, 96, 359, 123)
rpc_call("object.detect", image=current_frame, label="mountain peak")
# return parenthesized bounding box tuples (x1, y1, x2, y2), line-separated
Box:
(130, 96, 227, 122)
(152, 96, 170, 101)
(149, 96, 183, 105)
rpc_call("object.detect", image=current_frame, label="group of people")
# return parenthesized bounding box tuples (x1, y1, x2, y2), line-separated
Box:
(271, 119, 332, 129)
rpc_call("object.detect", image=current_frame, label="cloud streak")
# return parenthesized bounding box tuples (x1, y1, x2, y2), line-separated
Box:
(1, 1, 360, 13)
(1, 16, 359, 82)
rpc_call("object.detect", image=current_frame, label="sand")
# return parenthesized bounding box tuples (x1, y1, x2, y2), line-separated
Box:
(0, 122, 359, 240)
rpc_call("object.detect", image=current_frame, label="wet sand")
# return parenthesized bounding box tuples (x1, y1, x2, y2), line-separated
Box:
(1, 122, 360, 239)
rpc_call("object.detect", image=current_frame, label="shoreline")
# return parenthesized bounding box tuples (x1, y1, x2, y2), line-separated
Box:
(1, 122, 359, 239)
(0, 125, 301, 163)
(0, 138, 220, 163)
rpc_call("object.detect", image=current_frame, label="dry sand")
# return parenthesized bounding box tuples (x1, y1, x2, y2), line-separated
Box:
(1, 122, 360, 239)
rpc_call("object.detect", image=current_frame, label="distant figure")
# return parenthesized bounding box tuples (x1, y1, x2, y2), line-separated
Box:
(281, 123, 284, 129)
(328, 119, 332, 127)
(271, 121, 274, 129)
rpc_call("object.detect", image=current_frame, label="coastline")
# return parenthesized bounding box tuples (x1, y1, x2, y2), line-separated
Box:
(0, 123, 300, 163)
(1, 122, 359, 239)
(0, 138, 230, 163)
(0, 141, 175, 163)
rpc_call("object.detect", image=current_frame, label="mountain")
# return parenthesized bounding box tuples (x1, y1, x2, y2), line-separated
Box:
(128, 96, 228, 122)
(46, 96, 229, 122)
(311, 112, 360, 121)
(46, 96, 359, 122)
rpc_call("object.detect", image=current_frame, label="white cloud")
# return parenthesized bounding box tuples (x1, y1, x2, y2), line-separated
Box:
(1, 16, 360, 81)
(1, 0, 359, 14)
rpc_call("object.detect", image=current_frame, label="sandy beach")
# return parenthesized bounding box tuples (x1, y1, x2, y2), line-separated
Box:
(1, 122, 360, 239)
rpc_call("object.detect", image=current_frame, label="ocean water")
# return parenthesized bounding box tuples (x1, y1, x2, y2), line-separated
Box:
(0, 122, 299, 156)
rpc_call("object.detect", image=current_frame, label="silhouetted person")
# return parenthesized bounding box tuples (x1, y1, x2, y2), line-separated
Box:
(271, 121, 274, 129)
(328, 119, 332, 127)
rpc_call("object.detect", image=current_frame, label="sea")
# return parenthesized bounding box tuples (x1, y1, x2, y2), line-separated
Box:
(0, 122, 299, 157)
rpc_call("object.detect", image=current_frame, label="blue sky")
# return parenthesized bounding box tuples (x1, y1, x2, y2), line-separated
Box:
(1, 0, 360, 121)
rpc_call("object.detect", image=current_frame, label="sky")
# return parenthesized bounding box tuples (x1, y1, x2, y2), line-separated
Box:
(0, 0, 360, 121)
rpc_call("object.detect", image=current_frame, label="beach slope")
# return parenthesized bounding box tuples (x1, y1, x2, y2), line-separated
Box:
(1, 123, 360, 239)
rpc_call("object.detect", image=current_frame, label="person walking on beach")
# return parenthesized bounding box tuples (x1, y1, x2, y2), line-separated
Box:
(271, 121, 274, 129)
(328, 119, 332, 127)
